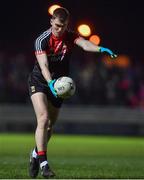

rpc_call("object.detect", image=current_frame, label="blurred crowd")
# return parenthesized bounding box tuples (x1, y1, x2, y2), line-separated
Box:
(0, 50, 144, 108)
(0, 51, 32, 103)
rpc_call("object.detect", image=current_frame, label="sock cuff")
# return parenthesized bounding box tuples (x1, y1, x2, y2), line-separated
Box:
(38, 151, 47, 156)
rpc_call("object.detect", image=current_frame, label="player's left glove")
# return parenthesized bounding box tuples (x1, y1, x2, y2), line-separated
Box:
(48, 79, 57, 98)
(99, 46, 117, 59)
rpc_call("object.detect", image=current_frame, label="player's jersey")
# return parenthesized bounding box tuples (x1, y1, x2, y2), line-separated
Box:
(31, 28, 79, 84)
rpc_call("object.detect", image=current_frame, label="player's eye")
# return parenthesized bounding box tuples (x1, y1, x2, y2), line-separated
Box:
(55, 24, 64, 28)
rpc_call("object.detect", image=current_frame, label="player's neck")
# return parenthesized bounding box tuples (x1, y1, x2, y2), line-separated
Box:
(51, 31, 66, 40)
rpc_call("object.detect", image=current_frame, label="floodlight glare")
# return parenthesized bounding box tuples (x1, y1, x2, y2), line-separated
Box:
(77, 24, 91, 37)
(89, 35, 100, 45)
(48, 4, 61, 15)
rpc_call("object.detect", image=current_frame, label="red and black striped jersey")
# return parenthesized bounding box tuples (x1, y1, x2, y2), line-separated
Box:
(32, 28, 79, 82)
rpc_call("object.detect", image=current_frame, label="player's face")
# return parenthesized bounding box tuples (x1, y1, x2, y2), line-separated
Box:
(51, 18, 68, 38)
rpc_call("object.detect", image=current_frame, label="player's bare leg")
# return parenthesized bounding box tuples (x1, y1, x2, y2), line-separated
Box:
(32, 94, 49, 152)
(29, 92, 49, 178)
(29, 92, 60, 178)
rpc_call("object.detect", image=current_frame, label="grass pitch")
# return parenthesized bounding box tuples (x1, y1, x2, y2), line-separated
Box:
(0, 133, 144, 179)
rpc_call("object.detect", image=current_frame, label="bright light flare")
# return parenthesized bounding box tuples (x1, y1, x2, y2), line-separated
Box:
(48, 4, 61, 15)
(77, 24, 91, 37)
(89, 35, 100, 45)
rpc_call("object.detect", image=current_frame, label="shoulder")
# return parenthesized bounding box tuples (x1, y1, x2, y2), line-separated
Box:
(34, 28, 52, 50)
(36, 28, 52, 40)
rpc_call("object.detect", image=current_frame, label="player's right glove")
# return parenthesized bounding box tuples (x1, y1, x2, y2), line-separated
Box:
(48, 79, 57, 98)
(99, 46, 117, 59)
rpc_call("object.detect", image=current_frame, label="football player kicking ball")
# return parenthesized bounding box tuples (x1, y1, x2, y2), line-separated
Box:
(28, 7, 117, 178)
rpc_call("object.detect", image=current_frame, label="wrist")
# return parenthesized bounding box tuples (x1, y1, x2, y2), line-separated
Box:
(47, 79, 52, 85)
(97, 46, 101, 52)
(98, 46, 105, 53)
(48, 79, 56, 86)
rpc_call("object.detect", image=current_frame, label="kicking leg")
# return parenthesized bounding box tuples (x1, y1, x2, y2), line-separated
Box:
(46, 100, 60, 143)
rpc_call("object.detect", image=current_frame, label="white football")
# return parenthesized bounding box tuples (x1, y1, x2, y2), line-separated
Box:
(54, 76, 76, 99)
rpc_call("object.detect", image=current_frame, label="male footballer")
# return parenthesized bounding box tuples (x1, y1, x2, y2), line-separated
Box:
(28, 7, 117, 178)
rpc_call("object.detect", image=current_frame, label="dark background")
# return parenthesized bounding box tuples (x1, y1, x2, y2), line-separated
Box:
(0, 0, 144, 135)
(0, 0, 144, 59)
(0, 0, 144, 106)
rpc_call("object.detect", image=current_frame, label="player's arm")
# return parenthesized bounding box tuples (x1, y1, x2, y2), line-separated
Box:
(75, 37, 117, 58)
(35, 53, 52, 82)
(35, 53, 57, 97)
(35, 32, 57, 97)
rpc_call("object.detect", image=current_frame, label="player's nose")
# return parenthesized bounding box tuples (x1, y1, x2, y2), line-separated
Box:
(57, 27, 63, 32)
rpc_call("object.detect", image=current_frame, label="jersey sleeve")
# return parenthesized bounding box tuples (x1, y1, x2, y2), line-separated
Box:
(34, 30, 49, 55)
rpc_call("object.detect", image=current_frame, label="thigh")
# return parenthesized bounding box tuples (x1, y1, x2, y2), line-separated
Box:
(31, 92, 49, 120)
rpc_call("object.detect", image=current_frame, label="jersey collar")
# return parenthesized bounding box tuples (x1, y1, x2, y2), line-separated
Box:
(51, 31, 66, 41)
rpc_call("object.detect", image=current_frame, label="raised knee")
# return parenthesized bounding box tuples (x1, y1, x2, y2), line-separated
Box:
(47, 126, 53, 132)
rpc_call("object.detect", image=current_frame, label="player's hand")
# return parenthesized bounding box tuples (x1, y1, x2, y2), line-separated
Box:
(99, 47, 117, 59)
(48, 79, 57, 98)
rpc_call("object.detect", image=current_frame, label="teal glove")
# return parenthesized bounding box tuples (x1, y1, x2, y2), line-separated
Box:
(99, 47, 117, 58)
(48, 79, 57, 98)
